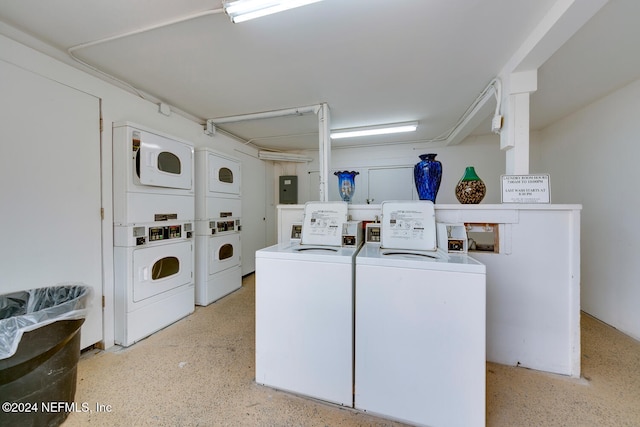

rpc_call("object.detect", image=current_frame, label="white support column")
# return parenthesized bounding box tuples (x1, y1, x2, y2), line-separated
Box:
(500, 70, 537, 175)
(495, 0, 607, 176)
(318, 103, 330, 202)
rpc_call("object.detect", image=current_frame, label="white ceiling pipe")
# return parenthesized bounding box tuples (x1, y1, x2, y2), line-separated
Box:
(68, 9, 224, 54)
(208, 104, 321, 124)
(66, 8, 225, 102)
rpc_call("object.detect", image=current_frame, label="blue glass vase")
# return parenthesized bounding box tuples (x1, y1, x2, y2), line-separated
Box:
(413, 153, 442, 202)
(334, 171, 359, 203)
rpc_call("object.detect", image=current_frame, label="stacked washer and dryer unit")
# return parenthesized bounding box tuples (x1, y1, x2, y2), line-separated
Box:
(194, 148, 242, 306)
(113, 122, 195, 347)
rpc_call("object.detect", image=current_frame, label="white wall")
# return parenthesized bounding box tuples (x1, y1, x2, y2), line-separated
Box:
(535, 77, 640, 340)
(284, 134, 505, 205)
(335, 135, 505, 204)
(0, 33, 265, 349)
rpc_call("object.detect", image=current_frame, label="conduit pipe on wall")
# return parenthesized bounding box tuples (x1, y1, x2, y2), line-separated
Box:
(207, 103, 330, 201)
(66, 8, 225, 103)
(443, 78, 502, 145)
(207, 104, 321, 125)
(68, 9, 224, 54)
(62, 7, 333, 199)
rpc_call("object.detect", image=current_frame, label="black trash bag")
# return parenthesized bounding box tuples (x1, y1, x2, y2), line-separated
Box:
(0, 284, 91, 360)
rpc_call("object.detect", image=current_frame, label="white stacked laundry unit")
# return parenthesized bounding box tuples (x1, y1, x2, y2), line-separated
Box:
(112, 122, 195, 347)
(194, 148, 242, 306)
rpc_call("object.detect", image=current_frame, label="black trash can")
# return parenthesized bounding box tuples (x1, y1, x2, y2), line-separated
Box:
(0, 284, 91, 427)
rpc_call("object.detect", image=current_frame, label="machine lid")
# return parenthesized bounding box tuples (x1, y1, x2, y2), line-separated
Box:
(300, 201, 348, 247)
(356, 243, 485, 273)
(380, 201, 437, 251)
(256, 241, 359, 263)
(295, 246, 340, 253)
(381, 250, 443, 260)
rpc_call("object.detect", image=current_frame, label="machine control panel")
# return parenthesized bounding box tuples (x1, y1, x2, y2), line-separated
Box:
(209, 218, 241, 235)
(290, 223, 302, 241)
(342, 221, 363, 247)
(149, 224, 182, 241)
(436, 223, 468, 253)
(114, 222, 194, 247)
(365, 223, 381, 243)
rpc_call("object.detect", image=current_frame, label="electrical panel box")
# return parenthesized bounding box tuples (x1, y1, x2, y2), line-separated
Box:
(279, 176, 298, 204)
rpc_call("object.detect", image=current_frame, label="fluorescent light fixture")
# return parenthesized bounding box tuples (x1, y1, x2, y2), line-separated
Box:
(223, 0, 323, 23)
(330, 121, 419, 139)
(258, 151, 313, 162)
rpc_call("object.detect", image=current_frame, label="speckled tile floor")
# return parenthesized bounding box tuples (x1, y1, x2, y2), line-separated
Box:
(61, 274, 640, 426)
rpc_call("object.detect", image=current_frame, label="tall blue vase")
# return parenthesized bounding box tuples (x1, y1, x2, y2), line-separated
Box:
(334, 171, 359, 203)
(413, 153, 442, 202)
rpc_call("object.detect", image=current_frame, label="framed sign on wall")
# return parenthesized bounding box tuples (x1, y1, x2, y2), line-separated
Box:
(501, 174, 550, 203)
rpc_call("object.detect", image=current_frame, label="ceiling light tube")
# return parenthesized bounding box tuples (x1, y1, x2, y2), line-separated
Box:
(258, 151, 313, 162)
(224, 0, 323, 23)
(330, 121, 418, 139)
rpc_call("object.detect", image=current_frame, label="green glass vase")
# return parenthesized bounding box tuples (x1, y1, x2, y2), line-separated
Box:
(455, 166, 486, 204)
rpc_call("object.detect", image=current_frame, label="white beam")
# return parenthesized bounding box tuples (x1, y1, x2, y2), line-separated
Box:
(318, 103, 330, 202)
(502, 0, 609, 75)
(510, 70, 538, 94)
(500, 70, 537, 175)
(503, 92, 531, 175)
(498, 0, 608, 175)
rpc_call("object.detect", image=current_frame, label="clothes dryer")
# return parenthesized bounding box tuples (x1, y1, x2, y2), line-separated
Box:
(355, 201, 486, 427)
(195, 147, 241, 200)
(194, 148, 242, 306)
(255, 202, 358, 406)
(195, 217, 242, 305)
(112, 123, 196, 347)
(113, 122, 195, 225)
(114, 221, 195, 347)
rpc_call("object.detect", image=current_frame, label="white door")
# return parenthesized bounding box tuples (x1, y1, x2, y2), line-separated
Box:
(208, 152, 241, 195)
(209, 234, 241, 275)
(138, 129, 193, 190)
(236, 150, 266, 274)
(133, 241, 194, 302)
(0, 59, 103, 349)
(368, 167, 417, 203)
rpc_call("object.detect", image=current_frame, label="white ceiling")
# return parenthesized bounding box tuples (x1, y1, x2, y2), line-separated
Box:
(1, 0, 639, 152)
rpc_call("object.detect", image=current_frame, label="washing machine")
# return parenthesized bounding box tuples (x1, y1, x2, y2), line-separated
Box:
(355, 201, 486, 427)
(255, 201, 358, 406)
